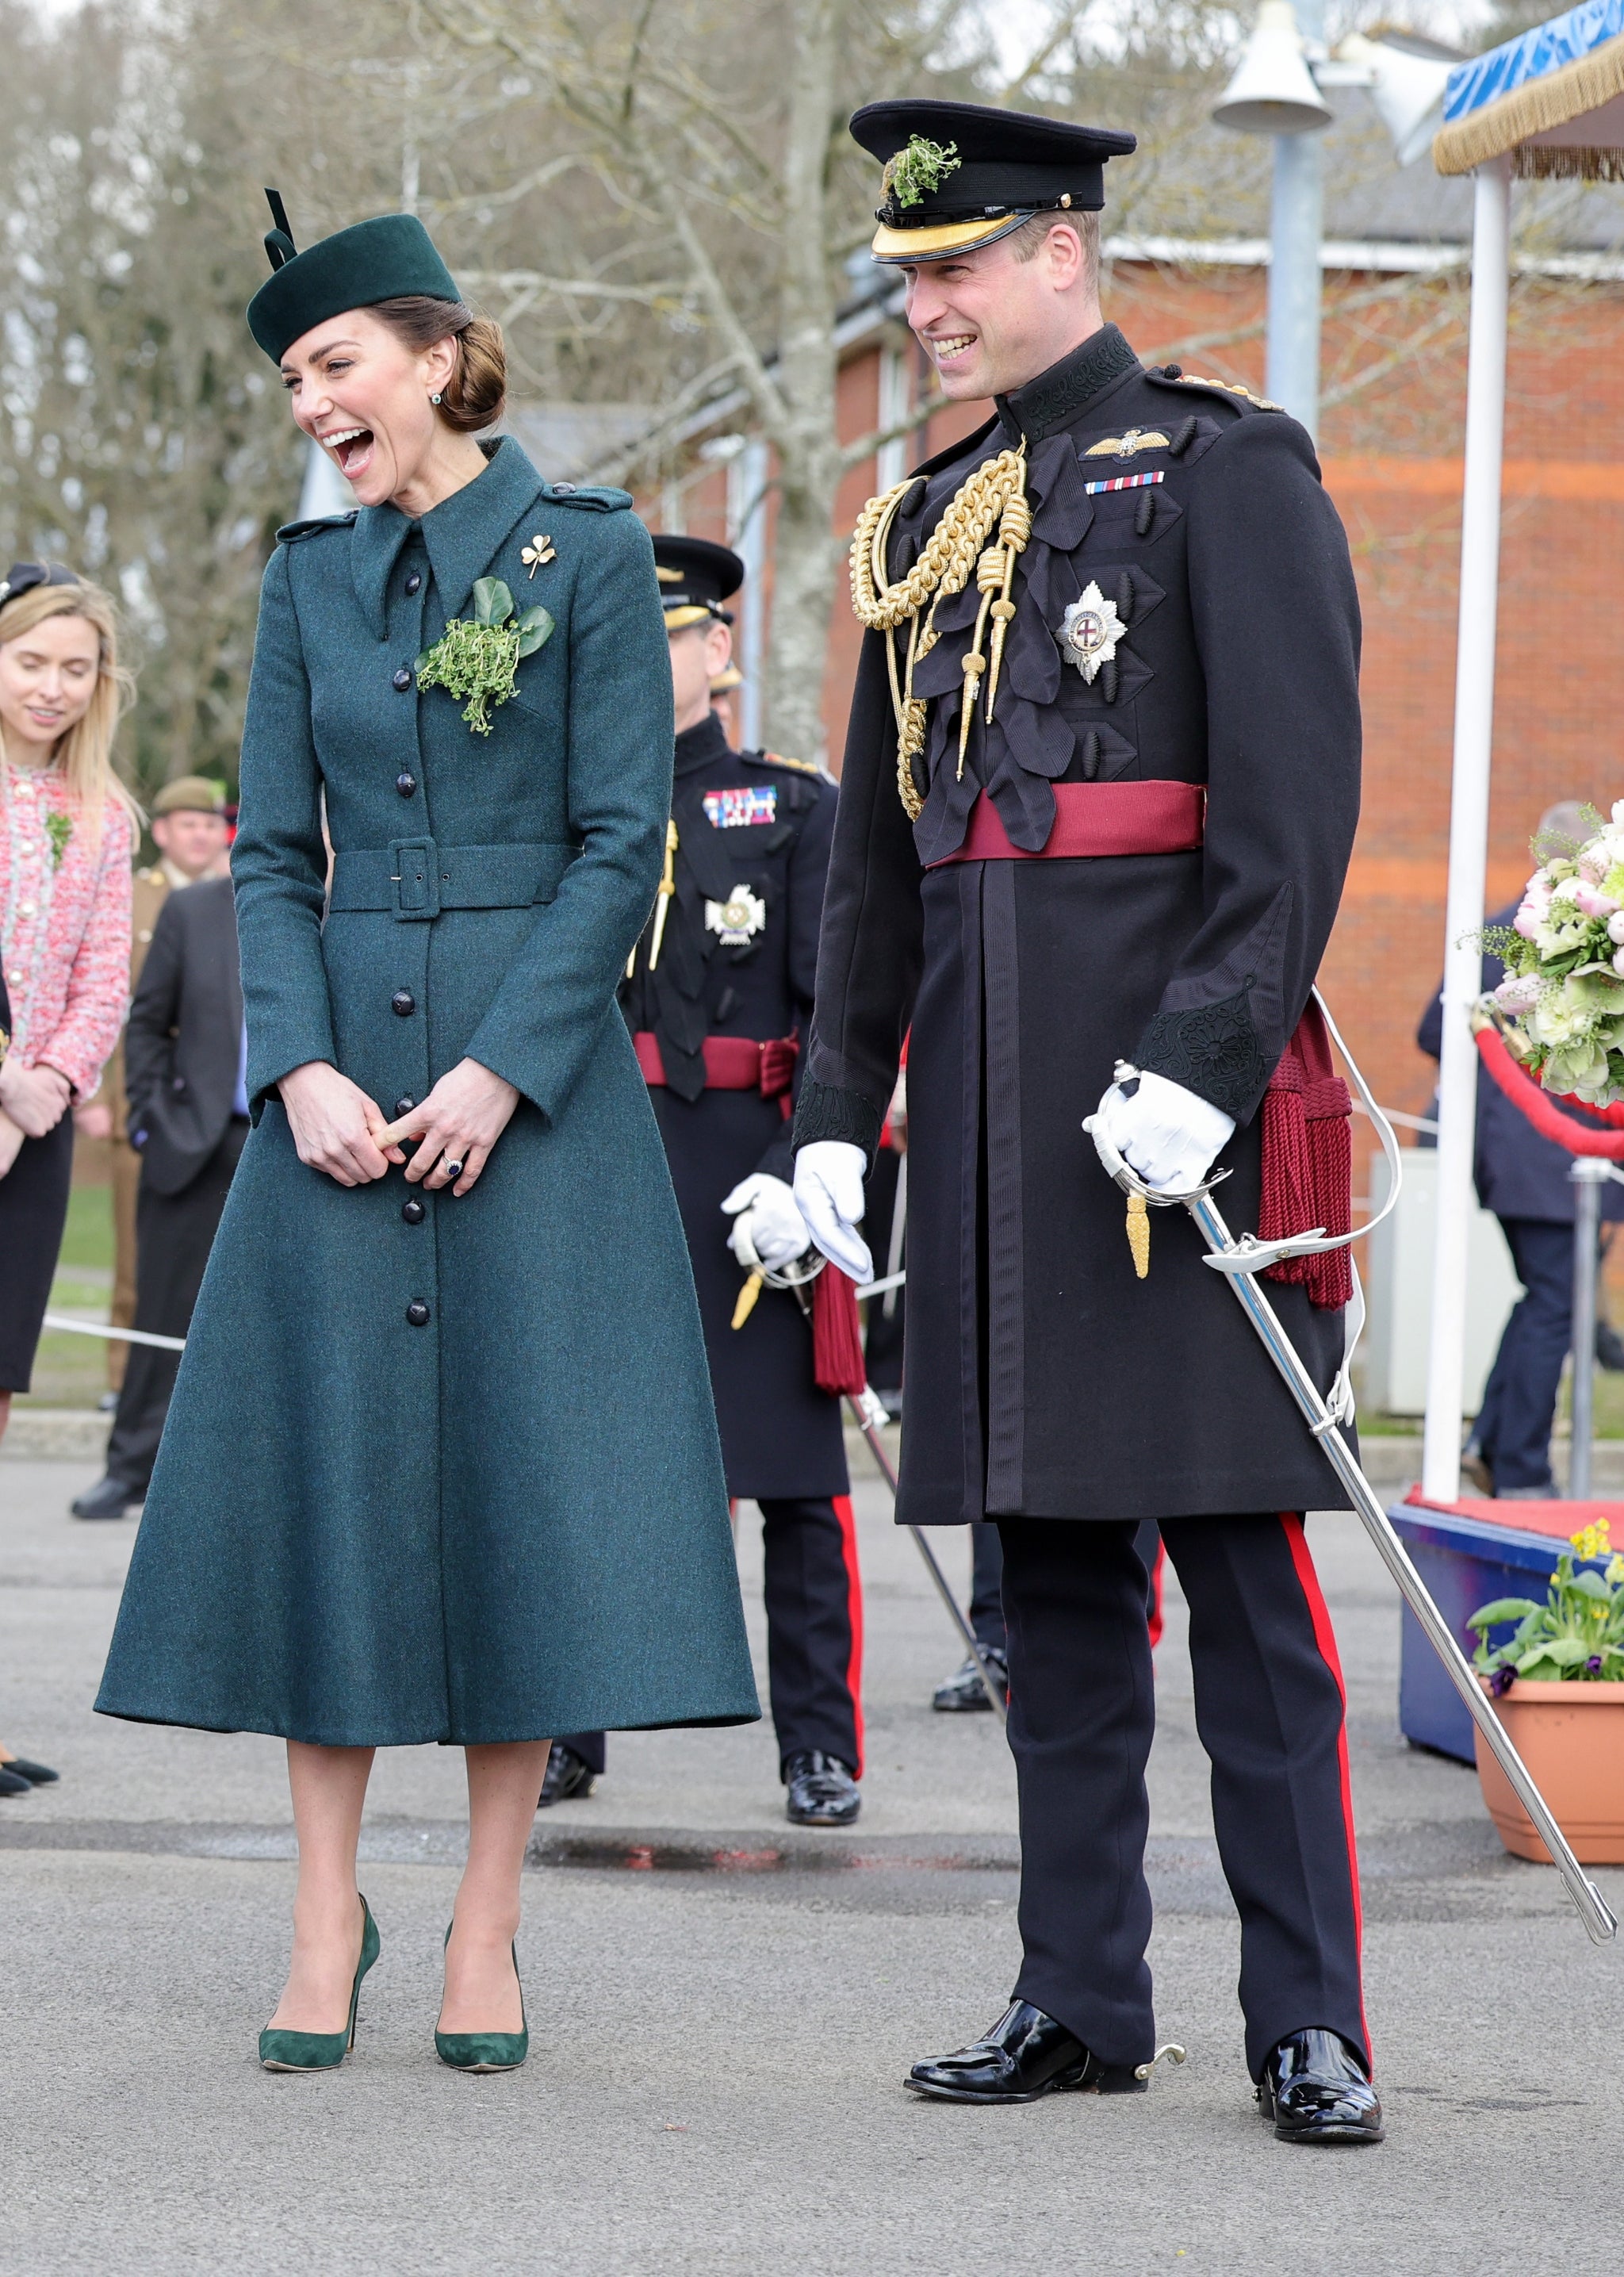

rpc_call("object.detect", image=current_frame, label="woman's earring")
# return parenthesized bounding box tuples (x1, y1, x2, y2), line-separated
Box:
(431, 391, 443, 405)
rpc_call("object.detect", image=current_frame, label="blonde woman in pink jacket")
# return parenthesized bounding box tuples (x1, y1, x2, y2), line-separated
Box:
(0, 562, 136, 1797)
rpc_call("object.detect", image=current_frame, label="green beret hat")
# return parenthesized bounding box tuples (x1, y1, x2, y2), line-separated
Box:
(247, 192, 462, 363)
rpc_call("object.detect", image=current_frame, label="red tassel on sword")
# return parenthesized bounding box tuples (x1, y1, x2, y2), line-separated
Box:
(811, 1263, 868, 1397)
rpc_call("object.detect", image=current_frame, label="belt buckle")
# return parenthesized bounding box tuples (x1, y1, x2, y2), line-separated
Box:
(389, 837, 439, 920)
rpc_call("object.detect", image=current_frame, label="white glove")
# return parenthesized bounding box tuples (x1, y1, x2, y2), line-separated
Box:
(1097, 1068, 1235, 1195)
(792, 1140, 873, 1283)
(722, 1172, 812, 1274)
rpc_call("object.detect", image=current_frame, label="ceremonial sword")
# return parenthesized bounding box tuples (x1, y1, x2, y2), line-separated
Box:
(1085, 996, 1618, 1946)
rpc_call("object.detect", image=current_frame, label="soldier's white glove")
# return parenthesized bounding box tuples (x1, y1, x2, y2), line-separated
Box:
(792, 1141, 873, 1283)
(1097, 1068, 1235, 1195)
(722, 1172, 811, 1275)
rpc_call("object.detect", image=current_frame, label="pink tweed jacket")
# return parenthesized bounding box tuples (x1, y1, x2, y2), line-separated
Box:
(0, 761, 133, 1098)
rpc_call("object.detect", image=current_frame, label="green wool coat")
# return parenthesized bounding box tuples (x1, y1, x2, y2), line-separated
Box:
(96, 437, 760, 1746)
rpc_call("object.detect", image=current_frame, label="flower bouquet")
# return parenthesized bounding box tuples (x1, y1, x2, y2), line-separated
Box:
(1485, 804, 1624, 1104)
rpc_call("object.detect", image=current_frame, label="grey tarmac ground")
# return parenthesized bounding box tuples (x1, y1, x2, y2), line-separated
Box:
(2, 1449, 1620, 2277)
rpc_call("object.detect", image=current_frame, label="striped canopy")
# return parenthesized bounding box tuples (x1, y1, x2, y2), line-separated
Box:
(1434, 0, 1624, 177)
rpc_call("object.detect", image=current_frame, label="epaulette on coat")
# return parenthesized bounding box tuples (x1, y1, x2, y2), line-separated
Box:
(275, 510, 358, 546)
(538, 481, 633, 512)
(754, 749, 835, 786)
(1143, 366, 1285, 415)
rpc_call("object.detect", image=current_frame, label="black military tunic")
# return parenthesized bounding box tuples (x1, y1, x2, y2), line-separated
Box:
(622, 712, 848, 1500)
(797, 324, 1362, 1528)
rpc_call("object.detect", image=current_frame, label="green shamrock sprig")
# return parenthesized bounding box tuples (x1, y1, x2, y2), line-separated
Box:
(886, 136, 960, 210)
(416, 577, 554, 735)
(44, 810, 73, 870)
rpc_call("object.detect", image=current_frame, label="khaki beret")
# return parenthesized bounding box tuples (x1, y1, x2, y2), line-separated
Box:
(152, 776, 225, 817)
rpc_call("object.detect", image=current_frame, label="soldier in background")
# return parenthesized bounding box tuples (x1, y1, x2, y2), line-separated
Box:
(542, 537, 864, 1828)
(82, 777, 229, 1401)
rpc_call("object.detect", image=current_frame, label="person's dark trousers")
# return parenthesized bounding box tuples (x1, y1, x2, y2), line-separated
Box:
(761, 1495, 864, 1774)
(998, 1513, 1367, 2082)
(0, 1117, 74, 1392)
(1473, 1217, 1576, 1493)
(969, 1521, 1005, 1651)
(551, 1498, 863, 1781)
(970, 1516, 1162, 1656)
(104, 1118, 247, 1491)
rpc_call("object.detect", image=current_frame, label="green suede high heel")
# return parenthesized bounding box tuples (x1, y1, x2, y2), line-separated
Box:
(435, 1923, 528, 2072)
(259, 1895, 380, 2072)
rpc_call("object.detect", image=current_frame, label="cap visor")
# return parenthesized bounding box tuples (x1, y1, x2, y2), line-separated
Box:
(869, 212, 1034, 263)
(663, 604, 714, 631)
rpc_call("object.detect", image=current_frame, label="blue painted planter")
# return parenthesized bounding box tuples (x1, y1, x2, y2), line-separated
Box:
(1388, 1503, 1573, 1763)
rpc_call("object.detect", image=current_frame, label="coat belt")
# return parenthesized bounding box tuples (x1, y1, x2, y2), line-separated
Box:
(928, 782, 1205, 865)
(327, 838, 583, 921)
(634, 1031, 799, 1097)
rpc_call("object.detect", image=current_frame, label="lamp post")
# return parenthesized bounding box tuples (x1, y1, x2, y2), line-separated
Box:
(1211, 0, 1332, 435)
(1212, 9, 1455, 438)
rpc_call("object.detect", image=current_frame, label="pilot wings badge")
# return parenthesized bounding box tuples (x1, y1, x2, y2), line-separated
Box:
(705, 884, 767, 946)
(1083, 427, 1170, 459)
(1057, 584, 1125, 684)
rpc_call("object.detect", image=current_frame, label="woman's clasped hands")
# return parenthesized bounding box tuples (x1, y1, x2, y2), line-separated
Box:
(280, 1057, 519, 1195)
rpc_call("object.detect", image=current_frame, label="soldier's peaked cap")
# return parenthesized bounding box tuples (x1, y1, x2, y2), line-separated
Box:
(851, 100, 1135, 264)
(247, 190, 462, 364)
(652, 535, 744, 631)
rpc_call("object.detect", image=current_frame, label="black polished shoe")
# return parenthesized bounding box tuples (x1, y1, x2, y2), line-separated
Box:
(536, 1742, 596, 1808)
(0, 1765, 30, 1798)
(1, 1758, 58, 1784)
(70, 1474, 141, 1522)
(783, 1750, 860, 1827)
(932, 1646, 1009, 1713)
(907, 2002, 1149, 2104)
(1258, 2030, 1385, 2145)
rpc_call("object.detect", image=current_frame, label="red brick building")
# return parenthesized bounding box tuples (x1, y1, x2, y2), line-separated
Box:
(645, 240, 1624, 1159)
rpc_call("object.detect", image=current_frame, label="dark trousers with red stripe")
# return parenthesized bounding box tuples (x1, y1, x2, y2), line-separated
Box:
(998, 1512, 1366, 2082)
(557, 1493, 864, 1781)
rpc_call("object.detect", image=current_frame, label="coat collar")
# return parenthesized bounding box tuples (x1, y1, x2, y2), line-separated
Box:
(674, 711, 732, 779)
(994, 324, 1140, 446)
(349, 436, 546, 636)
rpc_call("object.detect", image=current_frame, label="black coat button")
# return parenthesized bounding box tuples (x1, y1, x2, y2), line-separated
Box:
(406, 1301, 431, 1327)
(391, 989, 415, 1018)
(394, 1096, 415, 1117)
(396, 772, 417, 798)
(393, 667, 413, 691)
(402, 1198, 425, 1225)
(405, 573, 422, 595)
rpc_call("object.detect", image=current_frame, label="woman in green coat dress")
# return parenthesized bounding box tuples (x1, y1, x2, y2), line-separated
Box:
(96, 205, 758, 2072)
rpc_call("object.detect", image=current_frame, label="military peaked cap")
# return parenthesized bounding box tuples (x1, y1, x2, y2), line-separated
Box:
(850, 99, 1136, 263)
(652, 535, 744, 631)
(247, 191, 462, 363)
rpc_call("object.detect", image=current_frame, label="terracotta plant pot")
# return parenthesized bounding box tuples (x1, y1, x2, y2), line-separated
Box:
(1474, 1677, 1624, 1865)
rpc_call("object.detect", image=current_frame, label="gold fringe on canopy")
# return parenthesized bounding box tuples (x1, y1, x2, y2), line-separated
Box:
(1433, 29, 1624, 174)
(1514, 143, 1624, 178)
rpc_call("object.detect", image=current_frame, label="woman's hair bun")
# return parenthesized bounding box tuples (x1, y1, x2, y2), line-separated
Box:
(368, 297, 507, 434)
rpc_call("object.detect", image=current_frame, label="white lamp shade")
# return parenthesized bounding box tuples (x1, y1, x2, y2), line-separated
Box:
(1212, 1, 1334, 137)
(1335, 33, 1454, 167)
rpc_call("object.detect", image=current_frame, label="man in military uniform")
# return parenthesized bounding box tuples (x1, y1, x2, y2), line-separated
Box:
(544, 536, 864, 1828)
(80, 778, 231, 1405)
(793, 102, 1380, 2142)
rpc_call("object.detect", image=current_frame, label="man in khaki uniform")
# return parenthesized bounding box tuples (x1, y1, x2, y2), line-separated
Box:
(86, 778, 229, 1393)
